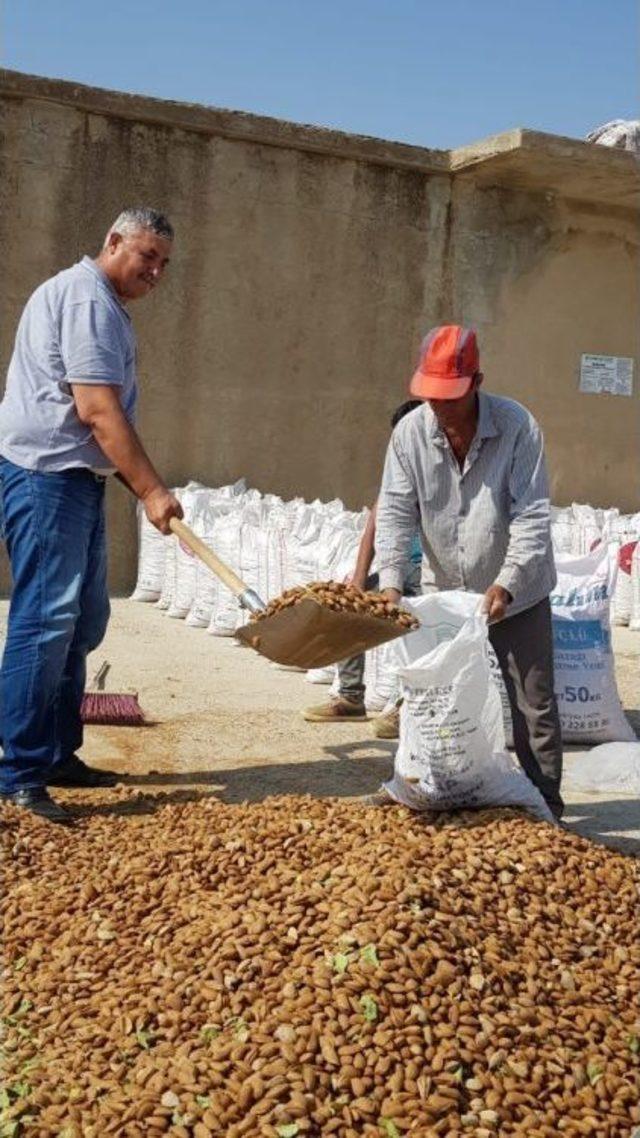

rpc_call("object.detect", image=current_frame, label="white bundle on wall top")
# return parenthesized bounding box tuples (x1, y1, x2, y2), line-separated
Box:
(586, 119, 640, 155)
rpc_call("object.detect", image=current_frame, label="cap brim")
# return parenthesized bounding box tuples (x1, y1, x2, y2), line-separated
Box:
(409, 370, 473, 399)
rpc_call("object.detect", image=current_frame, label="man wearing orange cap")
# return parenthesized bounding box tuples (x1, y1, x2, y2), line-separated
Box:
(375, 324, 563, 819)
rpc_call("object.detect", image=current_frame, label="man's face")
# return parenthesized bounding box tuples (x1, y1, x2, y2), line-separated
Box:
(428, 377, 480, 431)
(104, 229, 172, 301)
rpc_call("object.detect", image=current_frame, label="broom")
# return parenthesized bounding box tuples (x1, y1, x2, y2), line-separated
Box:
(81, 661, 147, 726)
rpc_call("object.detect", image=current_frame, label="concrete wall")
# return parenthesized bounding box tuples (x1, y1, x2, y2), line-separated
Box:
(1, 71, 638, 593)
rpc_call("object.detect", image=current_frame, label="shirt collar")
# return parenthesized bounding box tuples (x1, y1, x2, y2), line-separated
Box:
(476, 392, 500, 439)
(80, 255, 131, 318)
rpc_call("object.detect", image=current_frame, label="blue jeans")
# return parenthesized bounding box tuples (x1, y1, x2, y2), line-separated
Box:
(0, 459, 110, 793)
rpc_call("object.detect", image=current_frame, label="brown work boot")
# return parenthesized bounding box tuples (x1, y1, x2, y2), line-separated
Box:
(372, 706, 400, 740)
(303, 696, 367, 722)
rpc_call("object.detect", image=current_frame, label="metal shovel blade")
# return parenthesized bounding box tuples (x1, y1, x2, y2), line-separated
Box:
(235, 597, 409, 669)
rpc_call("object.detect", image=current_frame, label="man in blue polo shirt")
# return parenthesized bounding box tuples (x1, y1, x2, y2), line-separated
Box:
(0, 207, 183, 823)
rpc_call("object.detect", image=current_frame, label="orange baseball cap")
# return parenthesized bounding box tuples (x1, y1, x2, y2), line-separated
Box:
(410, 325, 480, 399)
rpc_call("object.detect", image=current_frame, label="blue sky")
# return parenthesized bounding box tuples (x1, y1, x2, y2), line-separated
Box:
(3, 0, 638, 149)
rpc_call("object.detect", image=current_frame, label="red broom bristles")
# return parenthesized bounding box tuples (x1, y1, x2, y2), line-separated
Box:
(80, 692, 146, 726)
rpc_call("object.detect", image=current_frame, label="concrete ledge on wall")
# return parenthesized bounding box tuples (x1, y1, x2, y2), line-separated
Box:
(0, 67, 450, 175)
(451, 128, 640, 211)
(2, 68, 638, 213)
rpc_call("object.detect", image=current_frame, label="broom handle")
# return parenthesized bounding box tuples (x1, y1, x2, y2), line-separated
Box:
(169, 517, 248, 598)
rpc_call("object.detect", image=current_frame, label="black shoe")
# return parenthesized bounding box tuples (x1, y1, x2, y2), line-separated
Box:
(48, 756, 119, 788)
(0, 787, 73, 824)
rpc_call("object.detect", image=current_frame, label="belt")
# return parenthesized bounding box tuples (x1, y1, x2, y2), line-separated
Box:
(57, 467, 108, 483)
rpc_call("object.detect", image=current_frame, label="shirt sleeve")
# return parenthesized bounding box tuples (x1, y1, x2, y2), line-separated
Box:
(60, 300, 125, 385)
(494, 417, 553, 602)
(375, 431, 421, 592)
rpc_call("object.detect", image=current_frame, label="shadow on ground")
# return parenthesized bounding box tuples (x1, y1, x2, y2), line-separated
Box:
(62, 747, 640, 860)
(624, 707, 640, 735)
(112, 740, 397, 802)
(564, 799, 640, 857)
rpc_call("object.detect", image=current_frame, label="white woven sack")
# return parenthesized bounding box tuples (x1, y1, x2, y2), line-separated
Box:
(186, 487, 252, 628)
(130, 505, 169, 602)
(156, 481, 191, 612)
(167, 486, 209, 620)
(186, 559, 219, 628)
(324, 526, 363, 584)
(384, 615, 553, 822)
(630, 542, 640, 631)
(611, 541, 637, 627)
(551, 518, 579, 556)
(156, 537, 176, 611)
(379, 592, 514, 746)
(185, 497, 227, 628)
(551, 545, 636, 744)
(256, 525, 288, 603)
(285, 507, 324, 589)
(208, 513, 244, 636)
(168, 523, 200, 619)
(570, 503, 604, 555)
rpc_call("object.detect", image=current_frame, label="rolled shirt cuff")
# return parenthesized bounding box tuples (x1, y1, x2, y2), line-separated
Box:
(377, 568, 407, 592)
(494, 565, 521, 602)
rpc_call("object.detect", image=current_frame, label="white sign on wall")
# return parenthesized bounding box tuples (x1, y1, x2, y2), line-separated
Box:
(579, 354, 634, 396)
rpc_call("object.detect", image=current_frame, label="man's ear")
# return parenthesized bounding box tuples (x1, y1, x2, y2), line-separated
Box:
(106, 231, 123, 255)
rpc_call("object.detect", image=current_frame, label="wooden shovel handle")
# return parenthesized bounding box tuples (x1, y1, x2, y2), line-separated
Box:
(169, 517, 247, 598)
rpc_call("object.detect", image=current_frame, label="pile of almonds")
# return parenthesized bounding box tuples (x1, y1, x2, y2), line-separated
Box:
(1, 792, 638, 1138)
(249, 582, 419, 631)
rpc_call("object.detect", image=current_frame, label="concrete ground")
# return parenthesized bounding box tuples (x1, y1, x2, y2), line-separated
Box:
(1, 600, 638, 855)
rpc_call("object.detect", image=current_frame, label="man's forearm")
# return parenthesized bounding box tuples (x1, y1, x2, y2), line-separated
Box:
(353, 507, 377, 583)
(72, 383, 182, 533)
(89, 409, 163, 501)
(375, 493, 416, 591)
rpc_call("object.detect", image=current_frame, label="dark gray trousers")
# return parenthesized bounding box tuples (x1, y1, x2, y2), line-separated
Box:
(488, 597, 564, 818)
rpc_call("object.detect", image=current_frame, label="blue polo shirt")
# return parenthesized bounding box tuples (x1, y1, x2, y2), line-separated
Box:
(0, 257, 137, 473)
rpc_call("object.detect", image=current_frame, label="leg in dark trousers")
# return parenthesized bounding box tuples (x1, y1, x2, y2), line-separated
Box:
(337, 572, 379, 703)
(488, 597, 564, 818)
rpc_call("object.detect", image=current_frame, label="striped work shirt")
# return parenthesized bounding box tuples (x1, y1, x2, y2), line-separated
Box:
(375, 392, 556, 617)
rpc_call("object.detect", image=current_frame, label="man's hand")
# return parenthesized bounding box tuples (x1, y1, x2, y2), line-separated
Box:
(482, 584, 512, 623)
(345, 569, 368, 591)
(382, 587, 402, 605)
(142, 485, 183, 534)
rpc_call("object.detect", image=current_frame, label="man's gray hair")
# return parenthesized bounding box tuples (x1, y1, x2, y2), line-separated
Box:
(106, 206, 174, 244)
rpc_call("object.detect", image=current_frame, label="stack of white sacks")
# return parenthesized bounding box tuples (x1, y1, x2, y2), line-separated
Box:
(131, 479, 369, 637)
(132, 490, 640, 679)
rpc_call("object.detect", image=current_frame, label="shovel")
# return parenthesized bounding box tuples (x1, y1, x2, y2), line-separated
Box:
(169, 518, 409, 669)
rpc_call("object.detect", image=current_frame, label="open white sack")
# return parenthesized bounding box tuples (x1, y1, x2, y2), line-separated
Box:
(376, 592, 514, 745)
(384, 614, 553, 822)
